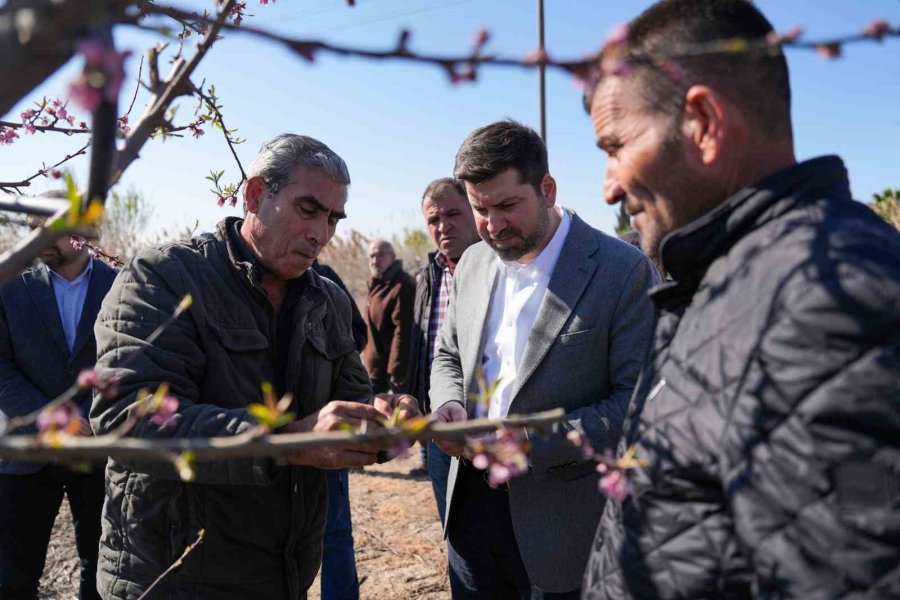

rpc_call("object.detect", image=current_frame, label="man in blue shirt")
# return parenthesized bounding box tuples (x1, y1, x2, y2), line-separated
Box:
(0, 220, 116, 600)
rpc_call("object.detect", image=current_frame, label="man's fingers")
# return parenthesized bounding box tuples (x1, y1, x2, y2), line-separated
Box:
(370, 397, 393, 419)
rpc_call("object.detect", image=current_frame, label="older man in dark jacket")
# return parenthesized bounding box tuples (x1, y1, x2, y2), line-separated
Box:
(362, 239, 415, 394)
(91, 134, 417, 600)
(582, 1, 900, 598)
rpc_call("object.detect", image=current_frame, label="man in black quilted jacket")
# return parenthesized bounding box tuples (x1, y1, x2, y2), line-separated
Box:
(581, 1, 900, 598)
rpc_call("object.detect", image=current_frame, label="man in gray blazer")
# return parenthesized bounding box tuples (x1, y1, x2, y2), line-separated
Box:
(430, 120, 658, 598)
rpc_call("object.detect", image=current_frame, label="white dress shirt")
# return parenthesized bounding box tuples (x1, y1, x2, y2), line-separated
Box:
(482, 208, 571, 418)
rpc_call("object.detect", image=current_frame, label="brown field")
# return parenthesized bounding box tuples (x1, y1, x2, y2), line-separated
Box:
(39, 451, 449, 599)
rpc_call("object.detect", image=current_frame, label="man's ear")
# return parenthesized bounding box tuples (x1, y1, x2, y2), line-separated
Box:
(244, 176, 267, 214)
(540, 173, 557, 207)
(682, 85, 729, 165)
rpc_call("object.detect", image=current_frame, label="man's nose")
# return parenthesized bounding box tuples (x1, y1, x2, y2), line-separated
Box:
(485, 212, 505, 235)
(603, 164, 625, 205)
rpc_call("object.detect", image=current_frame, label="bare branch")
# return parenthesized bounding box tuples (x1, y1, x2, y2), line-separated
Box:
(0, 120, 91, 135)
(111, 0, 236, 186)
(0, 140, 91, 190)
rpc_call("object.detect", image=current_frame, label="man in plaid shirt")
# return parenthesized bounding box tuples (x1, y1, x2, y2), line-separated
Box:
(407, 178, 480, 525)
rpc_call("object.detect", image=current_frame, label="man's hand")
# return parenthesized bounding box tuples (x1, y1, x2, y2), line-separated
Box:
(432, 401, 468, 457)
(284, 401, 385, 469)
(371, 393, 421, 422)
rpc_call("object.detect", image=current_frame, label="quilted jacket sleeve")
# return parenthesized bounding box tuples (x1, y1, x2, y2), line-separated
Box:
(91, 248, 277, 486)
(724, 247, 900, 598)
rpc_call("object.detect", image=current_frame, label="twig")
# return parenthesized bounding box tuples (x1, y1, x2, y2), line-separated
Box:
(0, 408, 566, 462)
(124, 55, 145, 117)
(192, 84, 247, 185)
(0, 120, 91, 135)
(0, 141, 91, 190)
(133, 5, 899, 80)
(111, 0, 237, 186)
(135, 529, 205, 600)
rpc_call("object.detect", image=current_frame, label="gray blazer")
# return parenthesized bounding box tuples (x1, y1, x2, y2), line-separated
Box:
(430, 210, 658, 592)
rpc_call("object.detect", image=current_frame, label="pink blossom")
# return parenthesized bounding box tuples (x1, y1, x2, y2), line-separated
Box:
(864, 19, 890, 40)
(599, 469, 632, 501)
(79, 121, 88, 129)
(566, 430, 595, 459)
(449, 66, 477, 85)
(150, 395, 180, 427)
(21, 108, 37, 121)
(472, 453, 489, 469)
(68, 40, 132, 112)
(117, 115, 130, 133)
(50, 169, 62, 179)
(216, 195, 226, 207)
(0, 127, 19, 145)
(77, 368, 99, 389)
(229, 2, 247, 25)
(189, 123, 204, 138)
(70, 236, 86, 251)
(23, 123, 36, 135)
(37, 401, 81, 432)
(100, 378, 120, 399)
(605, 23, 629, 46)
(488, 463, 511, 486)
(815, 43, 842, 60)
(524, 48, 549, 65)
(473, 28, 490, 51)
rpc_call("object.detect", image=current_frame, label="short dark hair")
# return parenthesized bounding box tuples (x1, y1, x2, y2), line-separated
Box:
(453, 120, 548, 191)
(422, 177, 465, 205)
(584, 0, 792, 141)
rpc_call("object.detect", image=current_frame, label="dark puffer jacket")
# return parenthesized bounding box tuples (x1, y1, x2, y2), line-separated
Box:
(91, 218, 370, 600)
(583, 157, 900, 599)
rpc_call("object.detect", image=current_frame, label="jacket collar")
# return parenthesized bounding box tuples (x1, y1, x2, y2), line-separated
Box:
(215, 217, 323, 309)
(656, 155, 850, 297)
(371, 259, 403, 286)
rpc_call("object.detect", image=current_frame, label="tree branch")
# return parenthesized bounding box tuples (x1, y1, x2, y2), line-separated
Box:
(110, 0, 236, 186)
(0, 408, 565, 462)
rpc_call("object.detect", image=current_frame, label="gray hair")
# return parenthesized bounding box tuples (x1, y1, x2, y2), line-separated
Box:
(247, 133, 351, 196)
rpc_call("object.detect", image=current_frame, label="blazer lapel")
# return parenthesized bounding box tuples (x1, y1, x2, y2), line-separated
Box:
(462, 257, 498, 415)
(512, 213, 599, 400)
(71, 263, 109, 359)
(24, 266, 69, 356)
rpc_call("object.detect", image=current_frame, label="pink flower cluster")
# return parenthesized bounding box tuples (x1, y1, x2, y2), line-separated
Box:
(216, 195, 238, 207)
(469, 428, 530, 487)
(36, 401, 82, 432)
(76, 368, 120, 399)
(68, 40, 132, 112)
(150, 395, 179, 427)
(566, 430, 636, 502)
(0, 127, 19, 145)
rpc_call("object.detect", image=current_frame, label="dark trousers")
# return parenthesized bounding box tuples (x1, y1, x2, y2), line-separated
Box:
(425, 441, 452, 527)
(321, 469, 359, 600)
(0, 465, 104, 600)
(447, 463, 580, 600)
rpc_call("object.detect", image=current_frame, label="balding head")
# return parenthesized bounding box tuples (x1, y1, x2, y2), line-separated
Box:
(368, 239, 395, 277)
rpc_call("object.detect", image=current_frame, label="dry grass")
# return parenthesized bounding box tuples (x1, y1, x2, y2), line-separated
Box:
(40, 451, 449, 599)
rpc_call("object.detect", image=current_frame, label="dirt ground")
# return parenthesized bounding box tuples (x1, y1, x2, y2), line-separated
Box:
(38, 450, 449, 599)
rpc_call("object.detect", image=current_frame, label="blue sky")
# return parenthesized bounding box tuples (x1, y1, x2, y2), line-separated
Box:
(3, 0, 899, 239)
